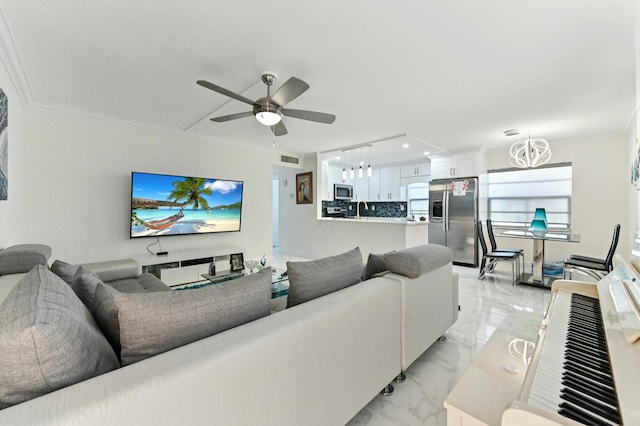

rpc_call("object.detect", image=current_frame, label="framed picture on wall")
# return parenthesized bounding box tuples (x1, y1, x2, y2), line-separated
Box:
(296, 172, 313, 204)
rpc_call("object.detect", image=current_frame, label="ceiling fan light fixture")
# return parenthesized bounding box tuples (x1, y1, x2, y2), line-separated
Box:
(255, 111, 282, 126)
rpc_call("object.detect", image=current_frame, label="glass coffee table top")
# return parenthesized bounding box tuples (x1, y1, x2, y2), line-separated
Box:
(200, 267, 289, 299)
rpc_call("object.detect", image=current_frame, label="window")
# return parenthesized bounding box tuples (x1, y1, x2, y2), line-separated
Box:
(407, 182, 429, 218)
(487, 163, 572, 230)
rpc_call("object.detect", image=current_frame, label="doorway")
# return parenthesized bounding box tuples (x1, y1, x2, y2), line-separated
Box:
(272, 173, 279, 248)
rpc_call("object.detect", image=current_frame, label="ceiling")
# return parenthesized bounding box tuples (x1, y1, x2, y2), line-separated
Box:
(0, 1, 635, 164)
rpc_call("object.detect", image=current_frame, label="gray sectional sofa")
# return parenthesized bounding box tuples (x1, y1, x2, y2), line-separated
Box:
(0, 243, 458, 425)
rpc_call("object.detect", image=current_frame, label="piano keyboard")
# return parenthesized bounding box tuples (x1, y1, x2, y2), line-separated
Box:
(528, 291, 621, 426)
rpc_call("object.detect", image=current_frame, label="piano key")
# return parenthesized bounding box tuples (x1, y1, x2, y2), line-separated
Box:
(563, 360, 614, 387)
(560, 388, 621, 424)
(527, 291, 622, 425)
(559, 401, 615, 426)
(562, 375, 618, 409)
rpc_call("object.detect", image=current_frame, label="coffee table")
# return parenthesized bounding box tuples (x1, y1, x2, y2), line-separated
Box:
(200, 267, 289, 300)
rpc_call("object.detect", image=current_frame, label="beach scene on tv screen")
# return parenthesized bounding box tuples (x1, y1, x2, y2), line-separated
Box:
(131, 173, 242, 237)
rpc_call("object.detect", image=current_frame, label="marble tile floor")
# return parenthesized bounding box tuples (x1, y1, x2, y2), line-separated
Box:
(346, 264, 553, 426)
(272, 251, 553, 426)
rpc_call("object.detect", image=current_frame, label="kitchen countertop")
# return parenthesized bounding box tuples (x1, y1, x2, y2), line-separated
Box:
(319, 217, 429, 225)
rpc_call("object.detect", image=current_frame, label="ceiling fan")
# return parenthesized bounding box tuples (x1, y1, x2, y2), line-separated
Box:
(197, 73, 335, 136)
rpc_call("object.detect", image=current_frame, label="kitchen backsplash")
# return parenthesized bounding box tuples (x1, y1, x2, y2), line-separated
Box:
(322, 200, 408, 218)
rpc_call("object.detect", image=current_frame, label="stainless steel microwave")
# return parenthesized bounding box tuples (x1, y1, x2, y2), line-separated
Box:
(334, 184, 353, 200)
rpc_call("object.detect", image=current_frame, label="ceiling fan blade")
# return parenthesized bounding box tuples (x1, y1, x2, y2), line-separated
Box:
(197, 80, 255, 106)
(209, 111, 254, 122)
(282, 108, 336, 124)
(271, 121, 288, 136)
(271, 77, 309, 106)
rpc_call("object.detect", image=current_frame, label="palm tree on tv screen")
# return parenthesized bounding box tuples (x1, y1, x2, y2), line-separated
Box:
(168, 177, 212, 210)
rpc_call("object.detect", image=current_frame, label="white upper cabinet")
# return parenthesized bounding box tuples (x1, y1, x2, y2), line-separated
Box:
(321, 163, 347, 201)
(429, 151, 484, 180)
(379, 167, 401, 201)
(400, 162, 430, 177)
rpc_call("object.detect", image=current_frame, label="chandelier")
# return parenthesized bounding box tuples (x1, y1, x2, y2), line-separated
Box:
(509, 135, 551, 168)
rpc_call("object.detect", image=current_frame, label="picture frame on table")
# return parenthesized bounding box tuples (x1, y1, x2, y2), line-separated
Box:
(296, 172, 313, 204)
(230, 253, 245, 271)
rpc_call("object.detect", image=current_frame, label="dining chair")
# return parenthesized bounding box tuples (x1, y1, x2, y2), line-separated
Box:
(477, 221, 521, 285)
(486, 219, 525, 275)
(563, 224, 620, 280)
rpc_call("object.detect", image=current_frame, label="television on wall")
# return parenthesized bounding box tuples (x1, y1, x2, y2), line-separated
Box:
(130, 171, 243, 238)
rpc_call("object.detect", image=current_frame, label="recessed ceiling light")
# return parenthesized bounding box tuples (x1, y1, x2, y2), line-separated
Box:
(402, 143, 409, 148)
(424, 151, 430, 156)
(335, 156, 341, 160)
(504, 129, 520, 137)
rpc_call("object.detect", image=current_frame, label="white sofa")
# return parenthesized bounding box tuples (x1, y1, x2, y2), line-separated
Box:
(0, 244, 458, 425)
(0, 276, 401, 425)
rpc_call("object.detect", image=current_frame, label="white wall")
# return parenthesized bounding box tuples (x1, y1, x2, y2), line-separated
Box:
(277, 155, 406, 260)
(0, 104, 274, 264)
(486, 133, 629, 264)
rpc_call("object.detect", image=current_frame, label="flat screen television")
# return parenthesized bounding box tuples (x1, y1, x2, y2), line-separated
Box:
(130, 171, 243, 238)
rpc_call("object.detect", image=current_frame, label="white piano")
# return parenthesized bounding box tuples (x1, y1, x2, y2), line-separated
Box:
(444, 254, 640, 425)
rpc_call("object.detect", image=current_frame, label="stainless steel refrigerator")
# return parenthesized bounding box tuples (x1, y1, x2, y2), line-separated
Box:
(428, 177, 478, 266)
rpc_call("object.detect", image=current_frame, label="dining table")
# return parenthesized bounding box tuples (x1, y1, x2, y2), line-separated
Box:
(496, 230, 581, 288)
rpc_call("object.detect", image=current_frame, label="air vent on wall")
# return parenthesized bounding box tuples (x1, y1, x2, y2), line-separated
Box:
(280, 155, 299, 165)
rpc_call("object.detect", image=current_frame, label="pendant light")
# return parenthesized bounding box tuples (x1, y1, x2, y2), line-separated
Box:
(367, 146, 372, 177)
(350, 149, 355, 179)
(358, 148, 363, 178)
(341, 151, 347, 181)
(509, 131, 551, 168)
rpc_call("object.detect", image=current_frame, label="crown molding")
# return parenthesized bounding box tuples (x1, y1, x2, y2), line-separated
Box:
(622, 101, 637, 136)
(30, 99, 281, 157)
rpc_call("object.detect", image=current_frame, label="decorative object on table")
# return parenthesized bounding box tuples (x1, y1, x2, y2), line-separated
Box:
(532, 208, 548, 226)
(230, 253, 244, 271)
(208, 262, 216, 276)
(528, 208, 548, 237)
(244, 260, 260, 273)
(508, 132, 551, 169)
(296, 172, 313, 204)
(260, 254, 267, 268)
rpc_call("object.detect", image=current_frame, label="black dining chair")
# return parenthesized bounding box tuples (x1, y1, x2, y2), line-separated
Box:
(477, 221, 521, 285)
(486, 219, 525, 275)
(563, 224, 620, 280)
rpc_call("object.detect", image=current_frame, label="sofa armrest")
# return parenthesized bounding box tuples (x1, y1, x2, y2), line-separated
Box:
(386, 262, 457, 370)
(81, 258, 142, 283)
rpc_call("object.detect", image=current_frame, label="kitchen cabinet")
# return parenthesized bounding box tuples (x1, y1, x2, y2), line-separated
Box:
(379, 167, 401, 201)
(400, 162, 430, 177)
(430, 152, 482, 179)
(353, 174, 369, 201)
(321, 163, 346, 201)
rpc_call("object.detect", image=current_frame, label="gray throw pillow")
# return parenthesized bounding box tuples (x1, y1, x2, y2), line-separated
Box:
(363, 251, 395, 280)
(0, 266, 119, 408)
(71, 266, 104, 309)
(0, 244, 52, 275)
(93, 269, 272, 366)
(51, 259, 79, 284)
(286, 247, 363, 308)
(385, 244, 452, 279)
